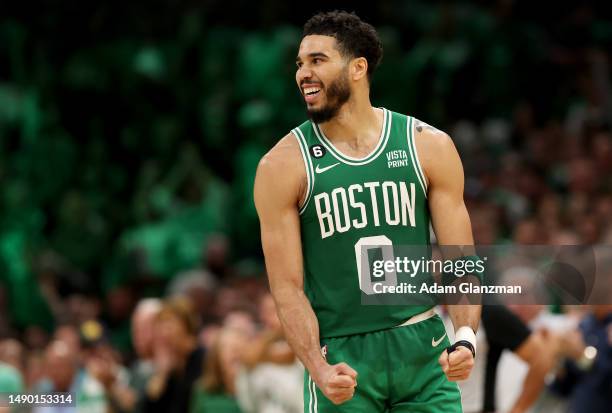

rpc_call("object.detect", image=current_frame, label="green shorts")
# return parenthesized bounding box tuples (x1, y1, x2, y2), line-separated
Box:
(304, 314, 462, 413)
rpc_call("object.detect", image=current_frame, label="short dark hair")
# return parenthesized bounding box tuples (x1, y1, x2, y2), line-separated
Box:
(303, 11, 383, 83)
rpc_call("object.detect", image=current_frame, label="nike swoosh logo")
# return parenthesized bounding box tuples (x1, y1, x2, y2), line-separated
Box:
(315, 162, 340, 174)
(432, 333, 447, 347)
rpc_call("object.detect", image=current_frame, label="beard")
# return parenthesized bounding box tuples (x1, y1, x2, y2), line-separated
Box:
(305, 70, 351, 124)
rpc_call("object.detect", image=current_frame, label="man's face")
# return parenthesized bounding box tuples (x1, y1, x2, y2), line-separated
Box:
(296, 35, 351, 123)
(45, 343, 76, 392)
(132, 310, 156, 358)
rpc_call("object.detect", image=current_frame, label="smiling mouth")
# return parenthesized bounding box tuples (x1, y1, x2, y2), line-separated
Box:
(303, 86, 322, 103)
(303, 86, 321, 96)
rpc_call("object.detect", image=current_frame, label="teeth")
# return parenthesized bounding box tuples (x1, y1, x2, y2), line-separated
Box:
(304, 87, 321, 95)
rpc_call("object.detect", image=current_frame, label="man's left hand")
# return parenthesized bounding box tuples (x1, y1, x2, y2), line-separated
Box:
(439, 346, 474, 382)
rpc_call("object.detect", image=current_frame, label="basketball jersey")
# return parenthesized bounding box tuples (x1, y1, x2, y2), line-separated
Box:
(292, 108, 432, 339)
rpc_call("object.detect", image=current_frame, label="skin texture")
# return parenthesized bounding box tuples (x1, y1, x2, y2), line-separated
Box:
(414, 119, 481, 382)
(241, 294, 296, 369)
(44, 341, 77, 392)
(131, 299, 162, 359)
(254, 34, 480, 405)
(508, 331, 556, 413)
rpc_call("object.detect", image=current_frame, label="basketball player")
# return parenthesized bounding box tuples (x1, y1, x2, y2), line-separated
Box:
(254, 11, 481, 412)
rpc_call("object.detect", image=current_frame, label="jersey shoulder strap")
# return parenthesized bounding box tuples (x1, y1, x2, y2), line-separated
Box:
(401, 113, 428, 197)
(291, 121, 316, 215)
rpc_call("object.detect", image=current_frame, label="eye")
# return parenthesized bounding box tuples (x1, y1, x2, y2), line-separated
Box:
(296, 61, 303, 69)
(312, 58, 322, 64)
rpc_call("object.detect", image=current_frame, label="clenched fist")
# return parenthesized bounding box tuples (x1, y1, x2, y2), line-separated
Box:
(313, 362, 358, 405)
(439, 346, 474, 382)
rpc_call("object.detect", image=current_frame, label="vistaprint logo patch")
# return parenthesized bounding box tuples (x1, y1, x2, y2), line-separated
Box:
(386, 150, 409, 168)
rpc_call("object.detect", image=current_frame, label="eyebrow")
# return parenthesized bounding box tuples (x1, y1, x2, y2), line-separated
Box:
(295, 52, 329, 63)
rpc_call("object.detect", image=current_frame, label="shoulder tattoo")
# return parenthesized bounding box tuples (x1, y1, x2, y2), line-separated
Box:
(414, 119, 443, 135)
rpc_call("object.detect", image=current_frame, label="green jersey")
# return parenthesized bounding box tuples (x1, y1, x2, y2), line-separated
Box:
(293, 108, 432, 339)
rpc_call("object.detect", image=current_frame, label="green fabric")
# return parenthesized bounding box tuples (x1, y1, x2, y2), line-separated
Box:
(190, 388, 243, 413)
(116, 177, 229, 280)
(230, 142, 268, 257)
(0, 230, 52, 329)
(74, 372, 108, 412)
(0, 363, 24, 392)
(296, 110, 431, 338)
(304, 315, 461, 412)
(109, 320, 132, 355)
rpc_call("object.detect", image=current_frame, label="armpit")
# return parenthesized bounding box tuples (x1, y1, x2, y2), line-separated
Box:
(297, 175, 308, 209)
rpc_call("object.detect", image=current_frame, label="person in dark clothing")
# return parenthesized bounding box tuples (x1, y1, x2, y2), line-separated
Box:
(442, 301, 557, 413)
(480, 304, 555, 413)
(552, 305, 612, 413)
(144, 297, 205, 413)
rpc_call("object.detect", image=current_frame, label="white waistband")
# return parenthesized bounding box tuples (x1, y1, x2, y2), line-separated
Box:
(394, 308, 436, 328)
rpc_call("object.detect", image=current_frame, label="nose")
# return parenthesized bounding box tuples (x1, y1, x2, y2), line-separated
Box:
(297, 66, 313, 85)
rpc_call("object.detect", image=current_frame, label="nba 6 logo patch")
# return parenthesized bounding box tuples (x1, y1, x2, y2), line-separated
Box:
(310, 144, 326, 159)
(321, 344, 328, 359)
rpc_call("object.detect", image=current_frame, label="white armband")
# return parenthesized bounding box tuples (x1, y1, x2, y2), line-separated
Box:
(455, 326, 477, 354)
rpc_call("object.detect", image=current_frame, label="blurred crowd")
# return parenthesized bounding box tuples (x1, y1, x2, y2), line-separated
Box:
(0, 286, 304, 413)
(0, 1, 611, 412)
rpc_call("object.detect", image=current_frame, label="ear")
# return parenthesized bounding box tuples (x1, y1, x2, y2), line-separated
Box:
(350, 57, 368, 81)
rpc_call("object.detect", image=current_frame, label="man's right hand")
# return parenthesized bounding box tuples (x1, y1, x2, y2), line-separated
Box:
(313, 363, 358, 405)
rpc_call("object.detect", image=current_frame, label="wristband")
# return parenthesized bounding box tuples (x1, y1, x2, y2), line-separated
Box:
(447, 340, 476, 358)
(453, 326, 477, 355)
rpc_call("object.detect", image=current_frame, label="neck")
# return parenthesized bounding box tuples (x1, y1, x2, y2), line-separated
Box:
(318, 92, 380, 145)
(176, 339, 197, 367)
(183, 339, 196, 356)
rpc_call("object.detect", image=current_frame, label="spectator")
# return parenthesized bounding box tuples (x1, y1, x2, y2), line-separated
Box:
(0, 339, 25, 375)
(36, 341, 77, 394)
(552, 305, 612, 413)
(54, 325, 81, 355)
(493, 265, 588, 413)
(236, 293, 303, 413)
(79, 320, 131, 413)
(106, 298, 163, 413)
(190, 326, 246, 413)
(144, 297, 204, 413)
(167, 270, 217, 325)
(443, 303, 556, 413)
(131, 298, 163, 389)
(33, 340, 107, 413)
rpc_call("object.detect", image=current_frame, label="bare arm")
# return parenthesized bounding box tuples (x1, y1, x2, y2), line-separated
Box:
(254, 134, 356, 404)
(509, 331, 556, 413)
(241, 330, 295, 369)
(254, 135, 326, 375)
(416, 121, 481, 380)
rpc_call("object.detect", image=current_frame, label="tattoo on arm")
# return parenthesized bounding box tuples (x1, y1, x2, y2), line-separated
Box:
(415, 119, 443, 134)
